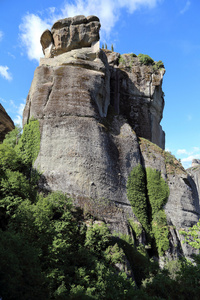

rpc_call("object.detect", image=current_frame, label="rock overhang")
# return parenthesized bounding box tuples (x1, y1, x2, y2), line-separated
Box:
(40, 15, 101, 58)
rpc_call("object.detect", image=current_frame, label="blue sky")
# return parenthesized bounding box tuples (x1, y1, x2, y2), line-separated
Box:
(0, 0, 200, 168)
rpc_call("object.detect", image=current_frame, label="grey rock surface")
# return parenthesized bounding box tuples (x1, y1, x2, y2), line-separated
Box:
(0, 103, 14, 142)
(187, 162, 200, 203)
(140, 138, 200, 258)
(106, 51, 165, 149)
(40, 15, 100, 58)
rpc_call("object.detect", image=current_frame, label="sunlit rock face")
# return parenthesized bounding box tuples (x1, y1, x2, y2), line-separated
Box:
(0, 104, 14, 142)
(40, 15, 100, 58)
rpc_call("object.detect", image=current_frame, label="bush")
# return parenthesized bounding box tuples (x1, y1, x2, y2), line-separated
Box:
(146, 167, 169, 216)
(16, 118, 40, 167)
(127, 164, 150, 233)
(138, 53, 154, 65)
(118, 55, 126, 65)
(153, 60, 165, 71)
(152, 210, 169, 256)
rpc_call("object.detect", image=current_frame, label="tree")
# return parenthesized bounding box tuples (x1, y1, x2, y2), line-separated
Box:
(127, 164, 149, 233)
(180, 220, 200, 250)
(3, 124, 22, 148)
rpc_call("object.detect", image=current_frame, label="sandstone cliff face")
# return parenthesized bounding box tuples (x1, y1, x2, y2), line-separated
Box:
(23, 15, 200, 258)
(106, 51, 165, 149)
(139, 139, 200, 258)
(187, 160, 200, 201)
(40, 15, 100, 58)
(0, 104, 14, 142)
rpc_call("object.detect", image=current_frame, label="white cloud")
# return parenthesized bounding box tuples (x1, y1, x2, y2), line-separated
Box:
(19, 0, 160, 61)
(178, 147, 200, 169)
(13, 115, 23, 126)
(12, 102, 25, 127)
(0, 66, 12, 81)
(0, 97, 6, 103)
(8, 52, 16, 59)
(61, 0, 159, 36)
(180, 1, 191, 14)
(177, 149, 188, 155)
(181, 154, 200, 169)
(193, 147, 200, 153)
(0, 31, 3, 42)
(19, 13, 51, 62)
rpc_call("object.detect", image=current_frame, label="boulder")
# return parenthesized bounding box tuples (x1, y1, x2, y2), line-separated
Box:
(0, 104, 14, 142)
(40, 15, 101, 58)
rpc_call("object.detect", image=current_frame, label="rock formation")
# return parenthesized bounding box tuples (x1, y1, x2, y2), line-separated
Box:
(106, 51, 165, 149)
(40, 15, 100, 58)
(23, 15, 200, 259)
(187, 159, 200, 201)
(0, 104, 14, 142)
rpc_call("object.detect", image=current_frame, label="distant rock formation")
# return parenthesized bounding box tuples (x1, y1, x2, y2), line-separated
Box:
(192, 159, 200, 167)
(187, 159, 200, 203)
(23, 15, 200, 259)
(0, 104, 14, 142)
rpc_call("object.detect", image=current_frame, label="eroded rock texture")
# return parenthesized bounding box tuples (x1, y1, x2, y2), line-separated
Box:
(140, 139, 200, 258)
(187, 160, 200, 202)
(40, 15, 100, 58)
(0, 104, 14, 142)
(23, 16, 200, 258)
(106, 51, 165, 149)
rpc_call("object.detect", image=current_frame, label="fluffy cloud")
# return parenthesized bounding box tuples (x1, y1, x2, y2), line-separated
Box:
(177, 147, 200, 169)
(19, 14, 51, 62)
(19, 0, 160, 61)
(177, 149, 188, 155)
(0, 66, 12, 81)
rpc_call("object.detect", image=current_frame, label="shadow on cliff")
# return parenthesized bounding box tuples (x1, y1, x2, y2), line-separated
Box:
(109, 65, 154, 142)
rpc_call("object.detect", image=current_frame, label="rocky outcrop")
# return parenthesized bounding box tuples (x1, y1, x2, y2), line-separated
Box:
(187, 159, 200, 201)
(106, 51, 165, 149)
(0, 104, 14, 142)
(140, 139, 200, 258)
(23, 15, 200, 258)
(40, 15, 100, 58)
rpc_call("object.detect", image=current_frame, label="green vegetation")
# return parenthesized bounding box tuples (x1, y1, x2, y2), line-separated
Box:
(152, 210, 169, 256)
(131, 53, 137, 57)
(137, 54, 164, 70)
(0, 126, 138, 299)
(1, 125, 200, 299)
(146, 167, 169, 255)
(128, 218, 143, 239)
(16, 118, 40, 166)
(146, 167, 169, 216)
(180, 219, 200, 249)
(127, 165, 170, 256)
(138, 53, 154, 65)
(153, 60, 165, 71)
(127, 164, 150, 233)
(118, 54, 126, 65)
